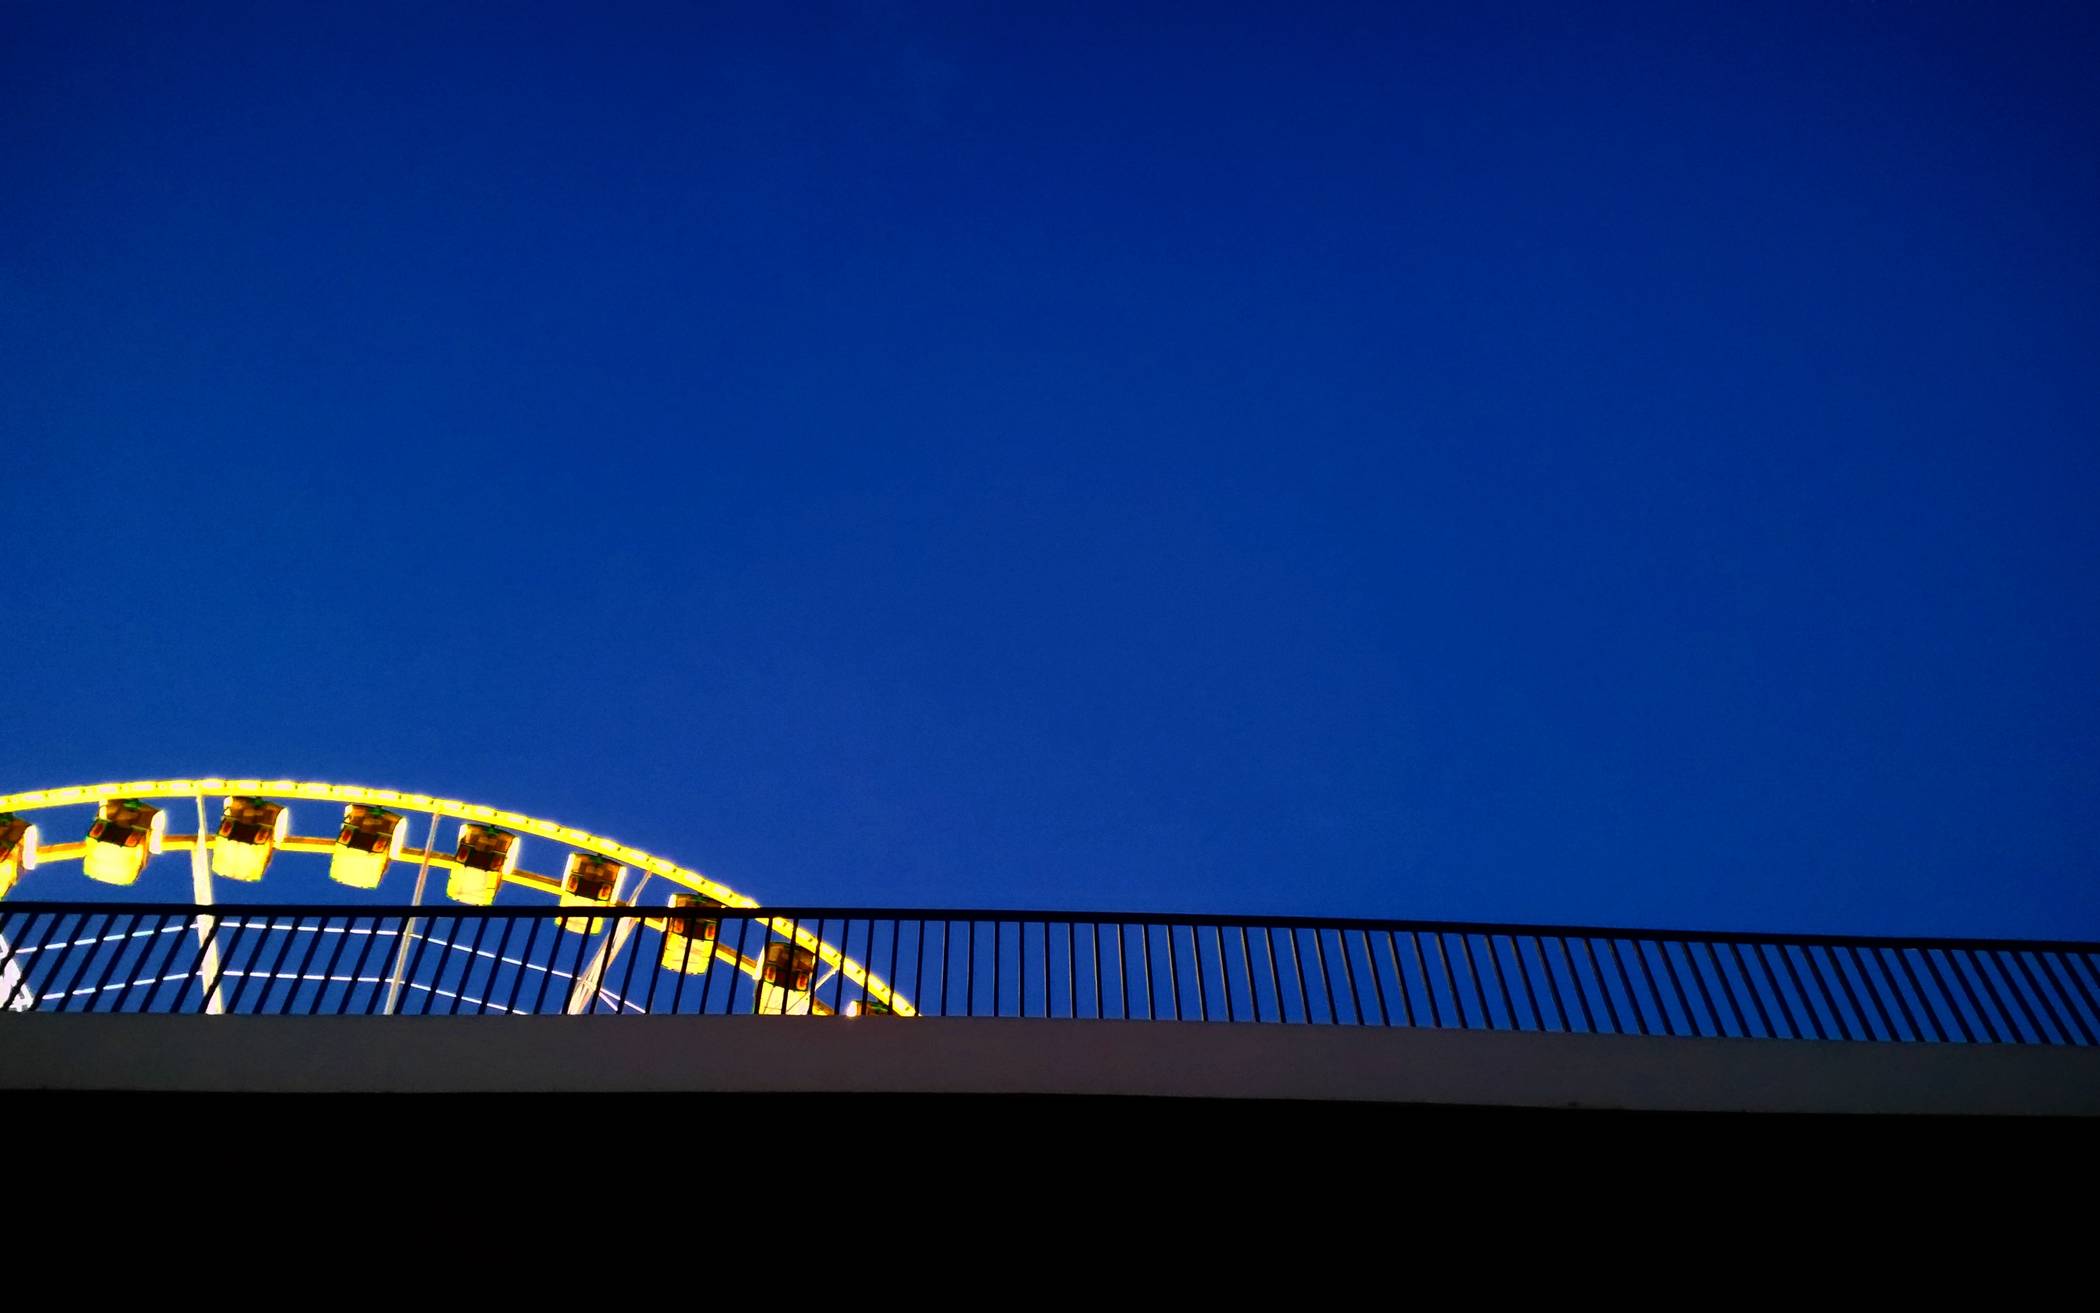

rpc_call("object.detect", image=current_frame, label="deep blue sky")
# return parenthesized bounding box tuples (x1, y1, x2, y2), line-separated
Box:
(5, 3, 2097, 935)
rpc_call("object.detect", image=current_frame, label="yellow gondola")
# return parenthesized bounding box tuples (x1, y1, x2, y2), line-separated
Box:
(659, 891, 724, 974)
(211, 796, 290, 882)
(0, 814, 38, 900)
(557, 852, 623, 934)
(447, 823, 517, 905)
(82, 799, 164, 886)
(329, 803, 408, 889)
(757, 941, 817, 1015)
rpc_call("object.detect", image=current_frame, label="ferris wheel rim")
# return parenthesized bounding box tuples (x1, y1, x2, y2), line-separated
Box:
(0, 777, 917, 1016)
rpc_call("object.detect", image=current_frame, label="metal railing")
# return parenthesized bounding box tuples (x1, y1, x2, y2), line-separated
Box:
(2, 901, 2096, 1045)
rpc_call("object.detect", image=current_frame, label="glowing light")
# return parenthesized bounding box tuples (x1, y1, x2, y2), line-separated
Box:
(329, 804, 407, 889)
(82, 800, 164, 886)
(211, 797, 291, 882)
(447, 823, 516, 905)
(658, 891, 723, 974)
(0, 815, 37, 899)
(557, 852, 623, 934)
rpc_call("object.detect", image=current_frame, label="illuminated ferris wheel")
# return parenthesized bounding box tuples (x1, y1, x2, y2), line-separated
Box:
(0, 779, 913, 1017)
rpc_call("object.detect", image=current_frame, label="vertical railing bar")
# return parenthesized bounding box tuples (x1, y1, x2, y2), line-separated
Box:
(0, 912, 32, 1009)
(1955, 949, 2014, 1043)
(715, 916, 751, 1016)
(282, 914, 332, 1016)
(420, 916, 467, 1015)
(1999, 950, 2061, 1045)
(611, 913, 646, 1013)
(1817, 945, 1866, 1042)
(1276, 925, 1301, 1024)
(270, 914, 322, 1015)
(499, 915, 542, 1016)
(1263, 924, 1285, 1024)
(200, 913, 260, 1016)
(1558, 936, 1595, 1032)
(477, 916, 522, 1015)
(1210, 925, 1232, 1023)
(1118, 922, 1130, 1021)
(1066, 922, 1078, 1020)
(343, 915, 390, 1016)
(1655, 941, 1696, 1037)
(2015, 945, 2083, 1037)
(1534, 935, 1567, 1031)
(451, 914, 498, 1015)
(1310, 926, 1336, 1025)
(886, 918, 904, 1019)
(412, 916, 454, 1015)
(1150, 915, 1167, 1020)
(90, 911, 145, 1011)
(762, 916, 791, 1016)
(1696, 941, 1741, 1036)
(116, 914, 178, 1013)
(1433, 932, 1464, 1028)
(834, 918, 856, 1016)
(1752, 944, 1801, 1039)
(1856, 945, 1906, 1037)
(1362, 930, 1389, 1026)
(368, 914, 415, 1015)
(1582, 938, 1621, 1034)
(1888, 947, 1946, 1042)
(1164, 923, 1182, 1021)
(912, 919, 929, 1018)
(967, 920, 978, 1018)
(1040, 920, 1051, 1018)
(1385, 931, 1415, 1027)
(1240, 925, 1258, 1023)
(32, 911, 82, 1013)
(1628, 940, 1670, 1037)
(14, 912, 74, 1012)
(388, 915, 440, 1020)
(1723, 943, 1769, 1037)
(430, 914, 473, 1014)
(1485, 934, 1517, 1030)
(1772, 943, 1822, 1040)
(1602, 939, 1645, 1036)
(1092, 922, 1105, 1020)
(1014, 919, 1024, 1018)
(1680, 941, 1722, 1038)
(1915, 948, 1978, 1043)
(253, 914, 307, 1016)
(1192, 920, 1209, 1025)
(1334, 927, 1362, 1025)
(52, 911, 116, 1013)
(1795, 944, 1848, 1040)
(651, 912, 680, 1016)
(530, 915, 570, 1015)
(135, 911, 190, 1013)
(1923, 945, 1982, 1037)
(1412, 932, 1442, 1027)
(1454, 932, 1487, 1028)
(668, 911, 698, 1015)
(790, 917, 816, 1019)
(819, 918, 845, 1016)
(940, 920, 954, 1018)
(2044, 951, 2100, 1045)
(451, 914, 492, 1015)
(86, 912, 145, 1013)
(1789, 943, 1841, 1040)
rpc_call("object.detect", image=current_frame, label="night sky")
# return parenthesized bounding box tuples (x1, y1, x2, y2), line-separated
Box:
(5, 3, 2096, 937)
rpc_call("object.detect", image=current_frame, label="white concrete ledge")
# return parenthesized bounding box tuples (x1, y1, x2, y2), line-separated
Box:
(3, 1015, 2096, 1114)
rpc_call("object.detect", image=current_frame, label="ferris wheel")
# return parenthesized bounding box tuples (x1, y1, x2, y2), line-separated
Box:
(0, 778, 914, 1017)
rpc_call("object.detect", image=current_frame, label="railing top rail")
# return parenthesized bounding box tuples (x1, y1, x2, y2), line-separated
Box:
(5, 900, 2096, 955)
